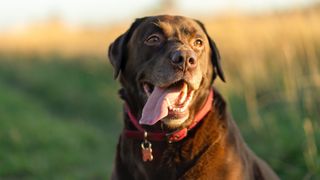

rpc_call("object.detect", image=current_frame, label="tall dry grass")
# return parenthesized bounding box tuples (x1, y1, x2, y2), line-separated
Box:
(0, 18, 128, 57)
(205, 9, 320, 177)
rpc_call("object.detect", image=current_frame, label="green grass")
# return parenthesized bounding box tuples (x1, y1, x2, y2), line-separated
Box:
(0, 54, 319, 179)
(0, 54, 121, 179)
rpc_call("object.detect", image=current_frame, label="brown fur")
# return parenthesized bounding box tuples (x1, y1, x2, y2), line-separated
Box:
(108, 15, 279, 180)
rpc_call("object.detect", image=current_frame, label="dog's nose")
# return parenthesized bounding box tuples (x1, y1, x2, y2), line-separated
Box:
(170, 50, 197, 70)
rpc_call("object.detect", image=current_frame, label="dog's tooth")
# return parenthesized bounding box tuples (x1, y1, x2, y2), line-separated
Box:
(189, 90, 194, 98)
(181, 105, 187, 112)
(143, 84, 151, 97)
(181, 96, 192, 112)
(182, 104, 189, 112)
(186, 96, 191, 104)
(179, 83, 188, 104)
(166, 98, 172, 108)
(186, 100, 190, 106)
(179, 91, 187, 104)
(186, 91, 194, 102)
(165, 98, 174, 111)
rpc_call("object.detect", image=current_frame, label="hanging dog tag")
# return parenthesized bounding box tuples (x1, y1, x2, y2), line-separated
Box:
(141, 140, 153, 162)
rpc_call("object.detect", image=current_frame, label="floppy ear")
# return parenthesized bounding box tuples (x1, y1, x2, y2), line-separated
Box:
(108, 18, 146, 79)
(195, 20, 225, 82)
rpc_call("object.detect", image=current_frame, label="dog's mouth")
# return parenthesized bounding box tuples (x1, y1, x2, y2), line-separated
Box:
(139, 80, 195, 126)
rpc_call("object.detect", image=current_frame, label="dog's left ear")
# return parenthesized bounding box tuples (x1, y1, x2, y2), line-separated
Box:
(195, 20, 225, 82)
(108, 18, 146, 79)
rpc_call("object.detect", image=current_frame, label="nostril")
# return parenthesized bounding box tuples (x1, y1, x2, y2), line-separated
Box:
(171, 51, 185, 65)
(188, 57, 196, 65)
(177, 56, 184, 64)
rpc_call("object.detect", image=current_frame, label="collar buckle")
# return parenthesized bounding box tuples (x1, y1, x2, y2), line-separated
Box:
(166, 128, 188, 143)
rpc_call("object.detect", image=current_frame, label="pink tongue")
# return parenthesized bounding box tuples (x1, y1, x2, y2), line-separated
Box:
(139, 86, 181, 125)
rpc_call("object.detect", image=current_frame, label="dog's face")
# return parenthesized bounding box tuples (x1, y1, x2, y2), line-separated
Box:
(109, 15, 224, 129)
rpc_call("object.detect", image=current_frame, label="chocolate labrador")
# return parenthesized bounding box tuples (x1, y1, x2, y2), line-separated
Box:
(108, 15, 279, 180)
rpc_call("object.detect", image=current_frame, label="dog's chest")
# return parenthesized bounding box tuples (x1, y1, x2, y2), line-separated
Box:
(123, 135, 213, 179)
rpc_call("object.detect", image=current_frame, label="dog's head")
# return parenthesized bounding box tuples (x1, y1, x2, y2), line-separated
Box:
(108, 15, 224, 129)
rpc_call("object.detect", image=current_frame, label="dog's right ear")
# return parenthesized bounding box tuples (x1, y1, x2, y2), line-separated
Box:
(108, 18, 146, 79)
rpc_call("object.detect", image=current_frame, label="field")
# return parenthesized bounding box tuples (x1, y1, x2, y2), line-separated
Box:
(0, 6, 320, 179)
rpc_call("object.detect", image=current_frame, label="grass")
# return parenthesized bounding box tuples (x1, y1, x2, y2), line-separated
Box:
(0, 5, 320, 179)
(0, 55, 122, 179)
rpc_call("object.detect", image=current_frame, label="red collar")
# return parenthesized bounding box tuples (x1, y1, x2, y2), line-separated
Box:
(123, 89, 214, 143)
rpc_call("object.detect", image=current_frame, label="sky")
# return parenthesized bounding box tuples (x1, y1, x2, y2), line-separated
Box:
(0, 0, 316, 30)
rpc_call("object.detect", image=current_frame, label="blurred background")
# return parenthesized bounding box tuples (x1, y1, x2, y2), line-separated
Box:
(0, 0, 319, 179)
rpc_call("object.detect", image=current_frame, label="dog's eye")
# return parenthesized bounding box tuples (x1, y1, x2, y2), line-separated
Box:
(193, 39, 203, 48)
(145, 34, 163, 46)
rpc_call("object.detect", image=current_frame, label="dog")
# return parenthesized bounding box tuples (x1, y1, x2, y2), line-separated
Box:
(108, 15, 279, 180)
